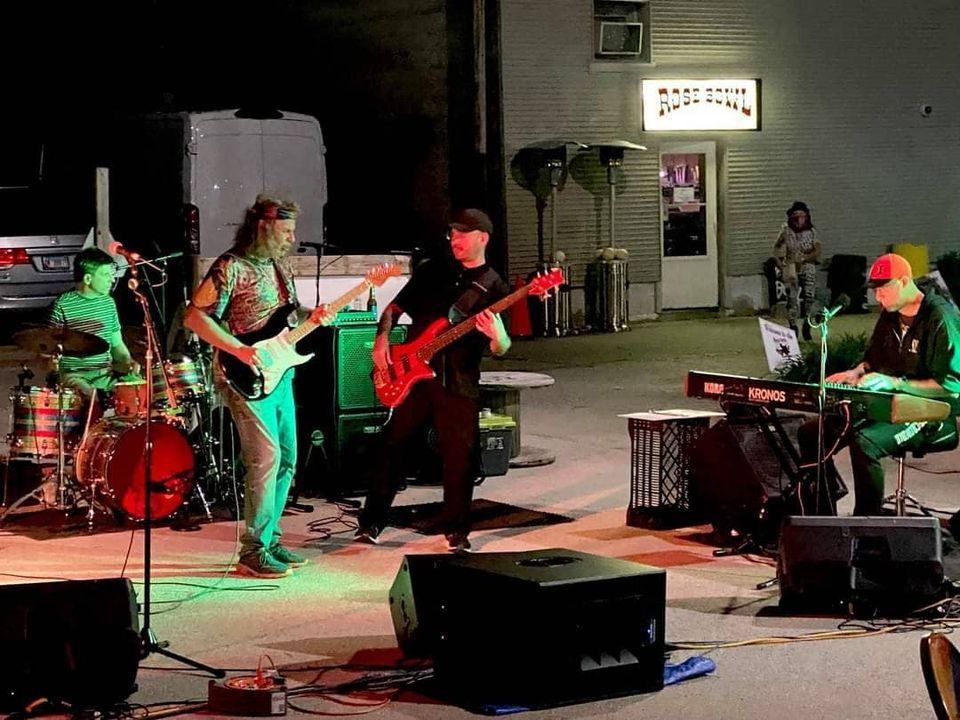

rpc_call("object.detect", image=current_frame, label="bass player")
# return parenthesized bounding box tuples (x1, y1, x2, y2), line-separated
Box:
(184, 195, 334, 578)
(355, 208, 511, 553)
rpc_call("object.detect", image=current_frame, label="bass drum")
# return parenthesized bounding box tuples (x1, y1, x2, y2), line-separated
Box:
(75, 418, 194, 520)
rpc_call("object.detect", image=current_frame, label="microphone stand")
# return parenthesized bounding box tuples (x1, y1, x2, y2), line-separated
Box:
(810, 303, 844, 516)
(127, 264, 224, 678)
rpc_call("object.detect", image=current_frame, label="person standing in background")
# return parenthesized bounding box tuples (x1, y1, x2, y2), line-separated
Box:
(773, 201, 822, 340)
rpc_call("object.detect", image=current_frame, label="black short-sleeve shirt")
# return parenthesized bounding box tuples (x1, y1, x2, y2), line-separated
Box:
(394, 258, 509, 398)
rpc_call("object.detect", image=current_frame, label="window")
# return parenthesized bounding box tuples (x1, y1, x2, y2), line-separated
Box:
(593, 1, 651, 63)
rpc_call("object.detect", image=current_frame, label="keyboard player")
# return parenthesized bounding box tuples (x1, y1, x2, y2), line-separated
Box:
(797, 253, 960, 515)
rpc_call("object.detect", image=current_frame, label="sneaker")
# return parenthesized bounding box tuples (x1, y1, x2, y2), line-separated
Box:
(270, 545, 308, 567)
(354, 525, 381, 545)
(237, 550, 292, 578)
(446, 533, 472, 553)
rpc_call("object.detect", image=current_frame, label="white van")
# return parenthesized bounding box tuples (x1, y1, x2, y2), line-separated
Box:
(103, 108, 328, 261)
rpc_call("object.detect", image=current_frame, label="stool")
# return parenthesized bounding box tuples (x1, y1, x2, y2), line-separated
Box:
(886, 448, 933, 517)
(885, 420, 959, 516)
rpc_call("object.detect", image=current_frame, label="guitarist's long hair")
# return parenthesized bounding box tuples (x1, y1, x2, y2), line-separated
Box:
(230, 194, 300, 257)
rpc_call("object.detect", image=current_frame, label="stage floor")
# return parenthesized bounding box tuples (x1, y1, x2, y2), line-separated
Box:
(2, 311, 957, 719)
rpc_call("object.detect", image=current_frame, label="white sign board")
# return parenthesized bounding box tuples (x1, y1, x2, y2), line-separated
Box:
(758, 317, 801, 373)
(642, 79, 759, 131)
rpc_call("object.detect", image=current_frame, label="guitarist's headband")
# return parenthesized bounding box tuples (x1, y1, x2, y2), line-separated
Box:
(253, 197, 300, 221)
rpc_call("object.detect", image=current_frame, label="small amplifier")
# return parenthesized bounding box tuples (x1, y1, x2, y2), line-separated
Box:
(208, 675, 287, 716)
(333, 309, 377, 325)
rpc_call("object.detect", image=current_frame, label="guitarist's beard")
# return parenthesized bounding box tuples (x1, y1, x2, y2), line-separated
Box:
(249, 229, 295, 260)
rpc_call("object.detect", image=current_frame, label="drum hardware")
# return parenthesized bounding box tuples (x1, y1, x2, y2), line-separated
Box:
(124, 263, 223, 678)
(16, 364, 34, 391)
(2, 346, 80, 522)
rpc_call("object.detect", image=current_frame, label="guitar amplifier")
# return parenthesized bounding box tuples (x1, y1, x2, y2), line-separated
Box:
(294, 325, 406, 497)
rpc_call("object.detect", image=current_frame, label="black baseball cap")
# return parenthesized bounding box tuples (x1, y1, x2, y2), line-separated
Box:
(449, 208, 493, 235)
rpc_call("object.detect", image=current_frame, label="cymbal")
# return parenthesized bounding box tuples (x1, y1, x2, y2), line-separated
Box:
(13, 326, 109, 357)
(122, 326, 147, 352)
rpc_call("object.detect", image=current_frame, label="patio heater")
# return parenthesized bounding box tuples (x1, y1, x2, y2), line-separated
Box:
(509, 139, 586, 336)
(577, 140, 646, 332)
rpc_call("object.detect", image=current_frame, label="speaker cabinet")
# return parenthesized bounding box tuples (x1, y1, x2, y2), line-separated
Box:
(389, 548, 665, 709)
(295, 324, 406, 497)
(690, 415, 805, 540)
(778, 516, 945, 615)
(0, 578, 140, 710)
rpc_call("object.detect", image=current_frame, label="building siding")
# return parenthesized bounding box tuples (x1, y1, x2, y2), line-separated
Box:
(501, 0, 960, 306)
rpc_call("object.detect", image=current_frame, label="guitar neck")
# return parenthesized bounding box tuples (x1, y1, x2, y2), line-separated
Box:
(285, 279, 372, 345)
(419, 285, 528, 359)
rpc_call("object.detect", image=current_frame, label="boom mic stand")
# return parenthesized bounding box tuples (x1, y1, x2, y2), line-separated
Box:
(127, 263, 224, 678)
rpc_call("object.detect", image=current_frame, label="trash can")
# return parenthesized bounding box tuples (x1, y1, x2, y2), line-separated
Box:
(892, 243, 930, 277)
(537, 262, 574, 337)
(826, 254, 868, 313)
(585, 259, 629, 332)
(762, 257, 786, 310)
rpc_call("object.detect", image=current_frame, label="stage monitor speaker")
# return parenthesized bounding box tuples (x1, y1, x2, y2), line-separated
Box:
(777, 516, 945, 616)
(0, 577, 140, 711)
(690, 415, 805, 541)
(389, 548, 665, 709)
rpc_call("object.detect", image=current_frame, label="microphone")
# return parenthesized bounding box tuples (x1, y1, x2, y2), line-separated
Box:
(297, 241, 343, 252)
(108, 241, 141, 262)
(808, 294, 850, 325)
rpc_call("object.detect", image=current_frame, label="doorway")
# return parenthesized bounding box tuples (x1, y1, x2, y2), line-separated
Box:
(659, 142, 718, 309)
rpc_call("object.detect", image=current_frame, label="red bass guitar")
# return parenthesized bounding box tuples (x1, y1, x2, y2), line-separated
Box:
(372, 268, 563, 408)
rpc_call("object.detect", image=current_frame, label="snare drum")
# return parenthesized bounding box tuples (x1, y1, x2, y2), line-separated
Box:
(114, 380, 149, 418)
(8, 386, 85, 459)
(75, 418, 195, 520)
(153, 355, 206, 405)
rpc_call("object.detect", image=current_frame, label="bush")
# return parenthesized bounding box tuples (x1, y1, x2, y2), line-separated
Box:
(777, 332, 870, 383)
(936, 251, 960, 303)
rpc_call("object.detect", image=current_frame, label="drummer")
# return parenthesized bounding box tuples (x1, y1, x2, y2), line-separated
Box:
(47, 247, 140, 396)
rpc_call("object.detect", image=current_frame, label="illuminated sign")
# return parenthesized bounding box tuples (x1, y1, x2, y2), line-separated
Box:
(642, 79, 760, 131)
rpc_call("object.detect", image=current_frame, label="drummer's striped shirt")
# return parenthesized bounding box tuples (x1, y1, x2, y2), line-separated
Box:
(47, 290, 120, 373)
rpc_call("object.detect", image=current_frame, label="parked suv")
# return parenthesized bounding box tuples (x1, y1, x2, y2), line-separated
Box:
(0, 128, 91, 316)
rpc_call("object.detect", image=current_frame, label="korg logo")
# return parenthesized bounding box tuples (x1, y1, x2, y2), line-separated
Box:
(704, 382, 724, 395)
(748, 387, 786, 403)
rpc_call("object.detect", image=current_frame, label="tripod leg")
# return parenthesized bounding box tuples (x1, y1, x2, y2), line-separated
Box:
(0, 481, 52, 522)
(141, 627, 225, 678)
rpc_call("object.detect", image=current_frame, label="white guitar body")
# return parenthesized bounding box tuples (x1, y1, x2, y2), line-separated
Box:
(252, 327, 315, 396)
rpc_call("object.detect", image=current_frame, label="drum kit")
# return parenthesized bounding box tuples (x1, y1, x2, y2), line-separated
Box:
(2, 325, 235, 527)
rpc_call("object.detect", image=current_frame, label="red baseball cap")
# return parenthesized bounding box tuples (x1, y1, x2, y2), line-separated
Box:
(867, 253, 913, 288)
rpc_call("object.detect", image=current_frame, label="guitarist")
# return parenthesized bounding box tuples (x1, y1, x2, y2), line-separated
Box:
(356, 208, 511, 553)
(184, 195, 332, 578)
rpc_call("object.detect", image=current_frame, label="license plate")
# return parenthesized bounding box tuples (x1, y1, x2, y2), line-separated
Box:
(41, 255, 70, 270)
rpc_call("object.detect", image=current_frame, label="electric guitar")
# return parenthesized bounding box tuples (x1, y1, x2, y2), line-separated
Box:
(220, 263, 402, 399)
(373, 268, 564, 408)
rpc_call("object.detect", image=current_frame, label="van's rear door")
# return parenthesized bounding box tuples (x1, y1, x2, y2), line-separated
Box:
(191, 112, 327, 258)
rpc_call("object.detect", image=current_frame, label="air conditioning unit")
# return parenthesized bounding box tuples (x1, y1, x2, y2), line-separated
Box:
(598, 21, 643, 56)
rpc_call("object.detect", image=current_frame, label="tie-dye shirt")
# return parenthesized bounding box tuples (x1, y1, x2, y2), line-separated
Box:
(192, 252, 297, 336)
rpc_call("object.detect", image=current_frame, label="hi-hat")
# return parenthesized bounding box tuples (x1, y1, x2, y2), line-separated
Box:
(13, 326, 109, 357)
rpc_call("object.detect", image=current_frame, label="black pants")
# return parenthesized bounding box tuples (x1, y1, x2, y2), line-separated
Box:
(799, 414, 958, 515)
(359, 380, 479, 536)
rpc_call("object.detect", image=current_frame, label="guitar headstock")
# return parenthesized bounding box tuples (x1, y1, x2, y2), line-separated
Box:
(366, 263, 404, 286)
(528, 267, 565, 298)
